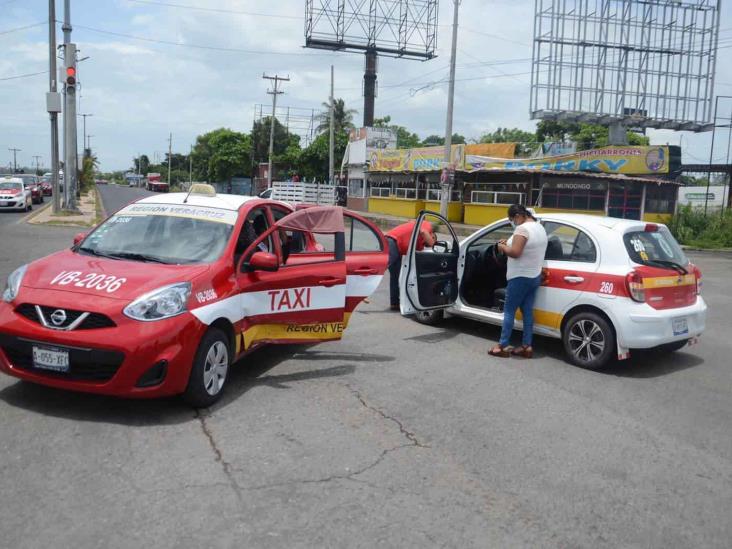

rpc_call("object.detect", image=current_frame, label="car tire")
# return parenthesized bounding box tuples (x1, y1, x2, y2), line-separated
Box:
(183, 328, 231, 408)
(414, 309, 445, 326)
(562, 311, 615, 370)
(656, 340, 689, 353)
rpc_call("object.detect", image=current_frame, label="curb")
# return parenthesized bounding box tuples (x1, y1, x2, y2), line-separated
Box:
(95, 185, 108, 219)
(20, 200, 52, 224)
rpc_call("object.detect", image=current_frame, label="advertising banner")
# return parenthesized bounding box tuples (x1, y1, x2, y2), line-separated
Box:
(368, 145, 464, 172)
(464, 146, 671, 175)
(678, 186, 726, 209)
(464, 143, 516, 158)
(349, 127, 398, 150)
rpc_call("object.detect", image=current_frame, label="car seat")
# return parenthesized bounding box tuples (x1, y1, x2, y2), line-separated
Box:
(545, 235, 564, 260)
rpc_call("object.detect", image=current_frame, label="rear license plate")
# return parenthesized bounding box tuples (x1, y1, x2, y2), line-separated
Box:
(32, 346, 70, 372)
(672, 317, 689, 336)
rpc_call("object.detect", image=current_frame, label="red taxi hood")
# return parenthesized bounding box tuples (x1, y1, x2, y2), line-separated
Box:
(0, 188, 22, 196)
(21, 249, 211, 301)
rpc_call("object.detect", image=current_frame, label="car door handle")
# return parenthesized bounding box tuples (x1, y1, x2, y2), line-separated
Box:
(318, 278, 341, 287)
(563, 275, 585, 284)
(353, 267, 377, 275)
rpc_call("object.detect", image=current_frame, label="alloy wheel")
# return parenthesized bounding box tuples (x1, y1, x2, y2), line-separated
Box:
(202, 341, 229, 396)
(568, 319, 605, 363)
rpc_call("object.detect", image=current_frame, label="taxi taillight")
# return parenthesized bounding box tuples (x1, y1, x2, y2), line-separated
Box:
(625, 270, 645, 302)
(692, 264, 702, 295)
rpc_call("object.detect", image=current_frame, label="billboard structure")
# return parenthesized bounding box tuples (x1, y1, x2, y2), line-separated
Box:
(305, 0, 438, 126)
(253, 104, 318, 147)
(530, 0, 722, 138)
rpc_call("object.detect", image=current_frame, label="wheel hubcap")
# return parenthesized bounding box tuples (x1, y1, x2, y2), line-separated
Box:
(568, 319, 605, 363)
(202, 341, 229, 396)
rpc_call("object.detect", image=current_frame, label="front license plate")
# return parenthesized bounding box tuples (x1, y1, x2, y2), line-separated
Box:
(672, 317, 689, 336)
(32, 346, 70, 372)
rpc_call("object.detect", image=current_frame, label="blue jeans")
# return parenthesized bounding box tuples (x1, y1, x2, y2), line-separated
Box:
(499, 275, 542, 347)
(387, 237, 401, 307)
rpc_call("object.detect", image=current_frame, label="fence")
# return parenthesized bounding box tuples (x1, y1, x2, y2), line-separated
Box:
(471, 191, 524, 206)
(425, 189, 463, 202)
(271, 181, 337, 205)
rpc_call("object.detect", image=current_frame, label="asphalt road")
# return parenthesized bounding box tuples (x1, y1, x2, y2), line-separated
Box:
(96, 183, 155, 215)
(1, 186, 731, 548)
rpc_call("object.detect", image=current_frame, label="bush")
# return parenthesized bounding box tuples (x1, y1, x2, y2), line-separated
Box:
(668, 205, 732, 248)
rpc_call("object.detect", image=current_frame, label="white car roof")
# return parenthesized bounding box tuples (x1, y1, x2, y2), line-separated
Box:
(135, 192, 260, 211)
(537, 212, 652, 230)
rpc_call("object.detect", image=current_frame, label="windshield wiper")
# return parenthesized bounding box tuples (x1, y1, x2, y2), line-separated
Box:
(643, 259, 688, 275)
(106, 252, 170, 264)
(77, 247, 121, 260)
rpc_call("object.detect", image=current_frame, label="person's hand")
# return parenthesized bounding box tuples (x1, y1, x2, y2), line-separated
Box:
(497, 239, 507, 246)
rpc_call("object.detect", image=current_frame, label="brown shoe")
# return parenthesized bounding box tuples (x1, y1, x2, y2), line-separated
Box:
(511, 345, 533, 358)
(488, 345, 511, 358)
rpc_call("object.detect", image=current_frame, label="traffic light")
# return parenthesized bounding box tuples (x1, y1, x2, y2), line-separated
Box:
(65, 66, 76, 88)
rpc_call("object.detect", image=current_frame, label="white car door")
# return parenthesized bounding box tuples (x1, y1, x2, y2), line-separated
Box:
(399, 211, 461, 315)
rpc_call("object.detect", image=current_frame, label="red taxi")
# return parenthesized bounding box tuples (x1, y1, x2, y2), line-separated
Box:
(0, 185, 388, 406)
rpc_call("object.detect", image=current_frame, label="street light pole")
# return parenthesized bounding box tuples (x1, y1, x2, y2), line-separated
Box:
(440, 0, 460, 218)
(263, 73, 289, 189)
(33, 156, 42, 175)
(329, 65, 335, 187)
(48, 0, 61, 213)
(79, 113, 93, 151)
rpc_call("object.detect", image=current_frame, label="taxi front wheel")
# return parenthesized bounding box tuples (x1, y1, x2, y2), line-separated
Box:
(562, 312, 615, 370)
(183, 328, 231, 408)
(414, 309, 444, 326)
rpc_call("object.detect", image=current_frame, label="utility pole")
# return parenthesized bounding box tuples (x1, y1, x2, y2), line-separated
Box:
(8, 148, 21, 173)
(440, 0, 460, 218)
(329, 65, 335, 186)
(33, 156, 42, 175)
(189, 145, 193, 188)
(79, 113, 93, 151)
(262, 73, 289, 189)
(167, 133, 173, 187)
(48, 0, 61, 213)
(62, 0, 79, 211)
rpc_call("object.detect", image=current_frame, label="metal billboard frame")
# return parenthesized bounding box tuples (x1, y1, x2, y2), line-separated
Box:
(530, 0, 722, 132)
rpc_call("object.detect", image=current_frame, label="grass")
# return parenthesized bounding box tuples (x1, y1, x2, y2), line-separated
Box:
(668, 206, 732, 249)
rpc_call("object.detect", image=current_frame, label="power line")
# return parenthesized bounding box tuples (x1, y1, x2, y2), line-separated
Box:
(0, 21, 48, 35)
(73, 23, 337, 56)
(0, 70, 48, 81)
(126, 0, 301, 20)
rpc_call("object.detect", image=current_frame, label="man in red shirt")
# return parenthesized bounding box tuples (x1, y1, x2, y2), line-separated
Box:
(386, 219, 437, 310)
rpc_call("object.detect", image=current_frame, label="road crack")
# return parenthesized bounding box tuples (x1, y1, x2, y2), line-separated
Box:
(195, 409, 243, 502)
(348, 385, 429, 448)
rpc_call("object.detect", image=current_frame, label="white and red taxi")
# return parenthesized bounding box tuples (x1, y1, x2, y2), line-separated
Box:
(0, 186, 388, 406)
(0, 177, 33, 211)
(400, 210, 706, 369)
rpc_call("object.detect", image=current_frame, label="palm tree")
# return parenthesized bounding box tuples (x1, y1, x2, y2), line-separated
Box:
(316, 98, 357, 135)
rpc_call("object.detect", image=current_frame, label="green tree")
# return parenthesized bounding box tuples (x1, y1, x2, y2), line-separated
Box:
(421, 134, 466, 146)
(250, 117, 298, 165)
(536, 120, 650, 150)
(191, 128, 251, 184)
(372, 115, 422, 148)
(316, 98, 357, 135)
(80, 154, 99, 193)
(133, 154, 150, 174)
(297, 131, 349, 181)
(479, 127, 537, 156)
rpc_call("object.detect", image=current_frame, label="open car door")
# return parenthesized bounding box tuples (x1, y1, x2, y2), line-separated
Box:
(399, 210, 460, 315)
(236, 206, 347, 350)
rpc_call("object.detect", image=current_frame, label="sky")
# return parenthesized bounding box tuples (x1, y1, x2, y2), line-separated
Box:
(1, 0, 731, 173)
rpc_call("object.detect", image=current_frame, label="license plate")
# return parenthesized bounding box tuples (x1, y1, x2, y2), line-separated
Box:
(672, 317, 689, 336)
(32, 346, 70, 372)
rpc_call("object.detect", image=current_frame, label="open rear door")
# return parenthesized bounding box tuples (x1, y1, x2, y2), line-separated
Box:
(399, 211, 460, 315)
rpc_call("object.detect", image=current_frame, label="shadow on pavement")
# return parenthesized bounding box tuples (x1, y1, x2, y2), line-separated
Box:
(0, 344, 390, 425)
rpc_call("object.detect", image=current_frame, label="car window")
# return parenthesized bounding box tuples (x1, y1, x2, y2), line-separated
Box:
(624, 227, 687, 265)
(469, 222, 514, 248)
(234, 207, 272, 264)
(347, 216, 383, 252)
(543, 222, 597, 263)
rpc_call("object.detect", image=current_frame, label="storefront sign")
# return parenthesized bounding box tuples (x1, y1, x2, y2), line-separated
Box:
(369, 145, 464, 172)
(464, 146, 671, 175)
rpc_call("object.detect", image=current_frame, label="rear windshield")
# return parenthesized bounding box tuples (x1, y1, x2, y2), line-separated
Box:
(623, 227, 688, 266)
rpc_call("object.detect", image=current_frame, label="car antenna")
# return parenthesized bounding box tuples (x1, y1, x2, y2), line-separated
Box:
(183, 184, 194, 204)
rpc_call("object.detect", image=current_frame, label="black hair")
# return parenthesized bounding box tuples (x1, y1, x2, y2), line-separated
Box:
(507, 203, 536, 220)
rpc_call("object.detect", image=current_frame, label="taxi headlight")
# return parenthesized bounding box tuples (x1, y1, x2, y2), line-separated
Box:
(2, 264, 27, 303)
(123, 282, 191, 321)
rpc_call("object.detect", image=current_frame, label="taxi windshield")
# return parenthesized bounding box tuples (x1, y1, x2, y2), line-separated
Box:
(78, 204, 236, 265)
(0, 182, 22, 190)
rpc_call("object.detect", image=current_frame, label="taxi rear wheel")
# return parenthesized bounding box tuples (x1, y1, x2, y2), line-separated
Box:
(562, 311, 615, 370)
(183, 328, 231, 408)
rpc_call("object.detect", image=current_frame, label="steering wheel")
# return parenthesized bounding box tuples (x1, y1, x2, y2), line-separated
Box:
(490, 242, 506, 261)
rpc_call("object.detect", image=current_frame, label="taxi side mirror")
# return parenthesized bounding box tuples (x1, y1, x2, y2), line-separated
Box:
(73, 232, 88, 246)
(247, 251, 279, 272)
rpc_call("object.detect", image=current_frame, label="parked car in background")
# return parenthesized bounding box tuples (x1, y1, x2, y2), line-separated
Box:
(39, 177, 53, 196)
(0, 177, 33, 211)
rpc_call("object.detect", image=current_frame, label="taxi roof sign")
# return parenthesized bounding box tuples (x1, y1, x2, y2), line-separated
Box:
(188, 183, 216, 196)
